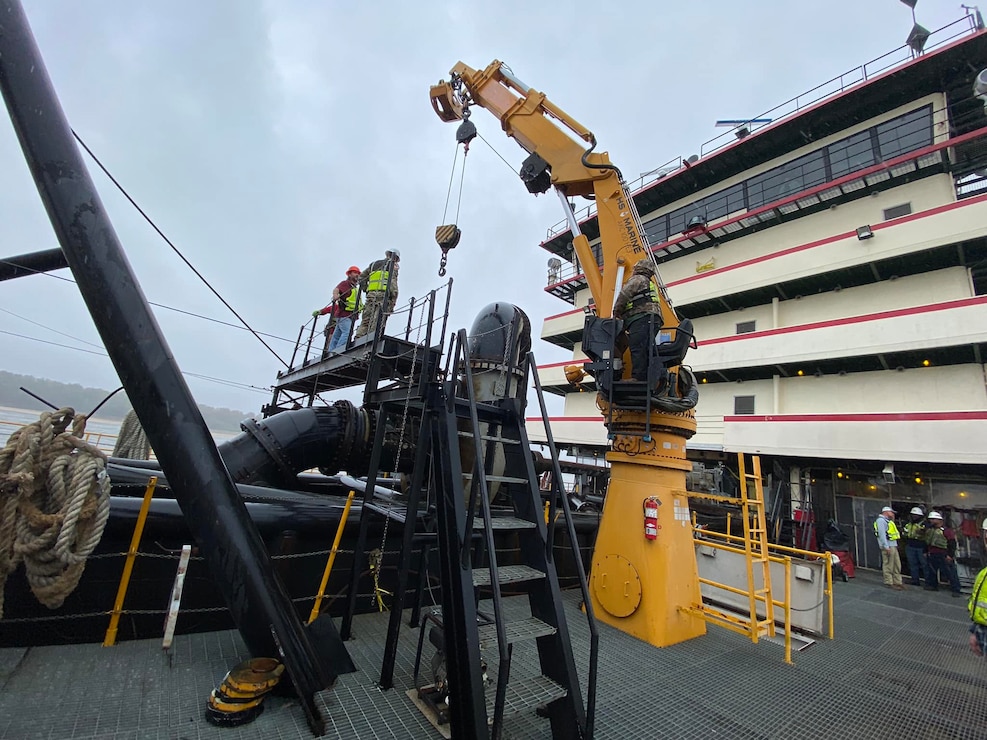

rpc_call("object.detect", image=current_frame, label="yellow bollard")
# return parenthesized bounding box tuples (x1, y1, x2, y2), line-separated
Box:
(103, 476, 157, 647)
(308, 491, 356, 624)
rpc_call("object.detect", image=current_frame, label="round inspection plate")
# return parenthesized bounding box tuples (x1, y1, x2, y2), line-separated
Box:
(592, 553, 642, 618)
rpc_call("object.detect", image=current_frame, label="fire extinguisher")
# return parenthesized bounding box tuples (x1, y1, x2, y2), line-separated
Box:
(644, 496, 660, 540)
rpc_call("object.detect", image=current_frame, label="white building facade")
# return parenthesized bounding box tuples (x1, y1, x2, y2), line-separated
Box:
(529, 18, 987, 574)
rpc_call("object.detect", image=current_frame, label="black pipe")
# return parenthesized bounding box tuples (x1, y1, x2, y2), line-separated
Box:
(0, 247, 67, 281)
(0, 3, 331, 732)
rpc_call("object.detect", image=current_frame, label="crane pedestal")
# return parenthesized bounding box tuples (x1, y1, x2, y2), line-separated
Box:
(588, 408, 706, 647)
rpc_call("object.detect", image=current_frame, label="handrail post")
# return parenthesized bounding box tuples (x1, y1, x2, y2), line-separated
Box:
(103, 476, 157, 646)
(308, 491, 356, 624)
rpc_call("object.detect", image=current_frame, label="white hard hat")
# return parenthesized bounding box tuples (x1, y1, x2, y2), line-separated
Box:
(909, 507, 924, 516)
(881, 506, 894, 514)
(386, 249, 400, 259)
(982, 519, 987, 531)
(928, 511, 943, 520)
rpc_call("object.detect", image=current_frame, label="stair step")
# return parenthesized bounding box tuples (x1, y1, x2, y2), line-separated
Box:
(473, 564, 545, 587)
(477, 616, 557, 646)
(485, 674, 567, 718)
(463, 473, 530, 485)
(457, 432, 522, 444)
(472, 515, 537, 531)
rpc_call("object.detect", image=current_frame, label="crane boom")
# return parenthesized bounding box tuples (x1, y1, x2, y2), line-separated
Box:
(430, 60, 677, 326)
(431, 60, 706, 652)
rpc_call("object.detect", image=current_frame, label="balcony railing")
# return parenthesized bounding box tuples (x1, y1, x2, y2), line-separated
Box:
(543, 14, 982, 244)
(544, 124, 984, 300)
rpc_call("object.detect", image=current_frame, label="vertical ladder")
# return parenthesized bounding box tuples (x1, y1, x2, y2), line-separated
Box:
(738, 453, 775, 641)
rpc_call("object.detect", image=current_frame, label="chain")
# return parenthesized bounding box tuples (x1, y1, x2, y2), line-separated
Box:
(438, 249, 449, 277)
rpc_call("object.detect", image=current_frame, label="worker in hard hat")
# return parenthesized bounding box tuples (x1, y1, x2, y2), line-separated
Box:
(313, 265, 364, 353)
(873, 506, 903, 590)
(354, 249, 400, 340)
(924, 511, 962, 597)
(612, 258, 662, 383)
(967, 518, 987, 656)
(902, 506, 929, 587)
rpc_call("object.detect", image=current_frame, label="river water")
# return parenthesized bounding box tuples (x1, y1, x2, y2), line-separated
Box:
(0, 406, 235, 453)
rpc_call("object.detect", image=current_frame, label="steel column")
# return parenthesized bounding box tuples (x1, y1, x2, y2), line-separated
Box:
(0, 2, 331, 732)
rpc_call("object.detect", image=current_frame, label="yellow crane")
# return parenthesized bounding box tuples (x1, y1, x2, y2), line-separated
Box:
(431, 61, 705, 647)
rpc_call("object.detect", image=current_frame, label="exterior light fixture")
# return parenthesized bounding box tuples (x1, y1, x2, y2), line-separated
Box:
(686, 215, 707, 231)
(922, 359, 930, 366)
(734, 126, 750, 140)
(883, 464, 895, 483)
(837, 471, 844, 478)
(914, 476, 923, 484)
(899, 0, 917, 8)
(796, 369, 804, 376)
(856, 225, 874, 240)
(907, 23, 931, 54)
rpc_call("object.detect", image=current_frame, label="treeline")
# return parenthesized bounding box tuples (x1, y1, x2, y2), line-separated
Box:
(0, 370, 254, 432)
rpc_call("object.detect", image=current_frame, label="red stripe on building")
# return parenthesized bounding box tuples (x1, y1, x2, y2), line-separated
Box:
(723, 411, 987, 422)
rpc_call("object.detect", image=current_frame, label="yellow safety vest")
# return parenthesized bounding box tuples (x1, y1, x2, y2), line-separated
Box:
(873, 518, 900, 541)
(927, 527, 948, 550)
(342, 288, 363, 313)
(970, 567, 987, 626)
(903, 521, 926, 541)
(624, 281, 660, 313)
(366, 268, 390, 293)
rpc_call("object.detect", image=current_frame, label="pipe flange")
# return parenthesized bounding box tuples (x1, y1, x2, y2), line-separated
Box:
(240, 418, 294, 484)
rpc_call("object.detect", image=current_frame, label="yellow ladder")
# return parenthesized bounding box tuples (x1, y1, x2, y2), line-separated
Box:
(738, 453, 775, 641)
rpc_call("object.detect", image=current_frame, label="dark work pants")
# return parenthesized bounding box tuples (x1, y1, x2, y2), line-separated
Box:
(926, 551, 961, 593)
(905, 544, 926, 586)
(626, 314, 659, 382)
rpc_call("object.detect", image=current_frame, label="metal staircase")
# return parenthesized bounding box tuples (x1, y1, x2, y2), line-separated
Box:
(340, 322, 597, 739)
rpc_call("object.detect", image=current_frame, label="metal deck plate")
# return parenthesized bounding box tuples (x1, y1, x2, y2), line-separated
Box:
(2, 570, 987, 738)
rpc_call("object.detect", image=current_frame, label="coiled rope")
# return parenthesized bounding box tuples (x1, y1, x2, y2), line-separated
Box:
(0, 408, 111, 617)
(111, 408, 151, 460)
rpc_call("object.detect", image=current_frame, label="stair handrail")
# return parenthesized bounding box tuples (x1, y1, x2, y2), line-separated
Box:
(528, 353, 599, 740)
(457, 327, 512, 739)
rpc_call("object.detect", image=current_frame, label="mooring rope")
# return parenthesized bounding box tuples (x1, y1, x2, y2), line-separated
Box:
(111, 408, 152, 460)
(0, 408, 111, 618)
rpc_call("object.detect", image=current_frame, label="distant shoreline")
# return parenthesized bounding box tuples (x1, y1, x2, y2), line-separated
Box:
(0, 404, 123, 424)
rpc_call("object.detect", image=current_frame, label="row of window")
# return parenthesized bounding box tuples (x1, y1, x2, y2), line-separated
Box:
(638, 105, 934, 247)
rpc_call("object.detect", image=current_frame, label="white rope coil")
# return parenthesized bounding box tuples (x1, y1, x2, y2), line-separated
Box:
(0, 408, 111, 617)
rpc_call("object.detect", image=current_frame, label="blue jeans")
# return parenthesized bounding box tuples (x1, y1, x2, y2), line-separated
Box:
(905, 545, 926, 585)
(327, 316, 353, 352)
(926, 551, 961, 593)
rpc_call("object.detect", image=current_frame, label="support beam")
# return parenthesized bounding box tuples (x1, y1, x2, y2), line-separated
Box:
(0, 248, 67, 281)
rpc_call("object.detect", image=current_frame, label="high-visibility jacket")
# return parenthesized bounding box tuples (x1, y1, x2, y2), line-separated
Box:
(903, 521, 926, 542)
(364, 259, 394, 293)
(969, 567, 987, 626)
(625, 281, 660, 314)
(341, 287, 363, 313)
(927, 527, 949, 551)
(873, 517, 900, 542)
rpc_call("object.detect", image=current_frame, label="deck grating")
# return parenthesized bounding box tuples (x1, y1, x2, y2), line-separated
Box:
(2, 569, 987, 738)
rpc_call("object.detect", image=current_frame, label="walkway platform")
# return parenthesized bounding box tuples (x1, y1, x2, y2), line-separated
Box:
(1, 570, 986, 739)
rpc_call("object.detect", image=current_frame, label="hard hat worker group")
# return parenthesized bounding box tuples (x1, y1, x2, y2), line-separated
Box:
(874, 506, 987, 659)
(311, 250, 400, 352)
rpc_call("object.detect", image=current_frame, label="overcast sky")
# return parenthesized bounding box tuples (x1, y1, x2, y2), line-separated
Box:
(0, 0, 967, 415)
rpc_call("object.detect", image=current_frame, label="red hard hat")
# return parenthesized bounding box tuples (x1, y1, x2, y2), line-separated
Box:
(346, 265, 361, 274)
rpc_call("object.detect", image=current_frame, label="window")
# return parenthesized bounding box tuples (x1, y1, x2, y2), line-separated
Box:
(747, 150, 827, 209)
(883, 203, 912, 220)
(829, 131, 875, 179)
(876, 105, 933, 161)
(736, 320, 756, 334)
(734, 396, 755, 415)
(643, 215, 668, 245)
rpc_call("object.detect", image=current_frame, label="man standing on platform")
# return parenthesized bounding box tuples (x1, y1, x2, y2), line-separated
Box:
(355, 249, 399, 340)
(313, 265, 363, 353)
(874, 506, 903, 590)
